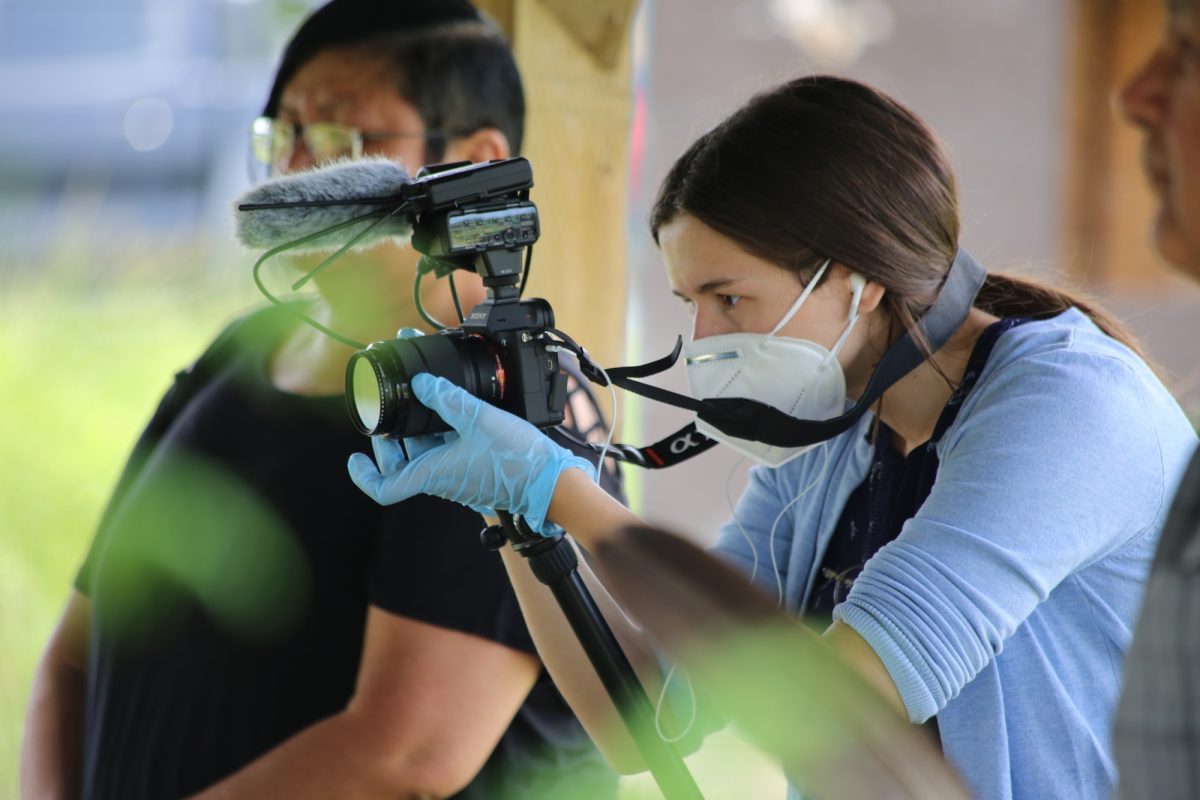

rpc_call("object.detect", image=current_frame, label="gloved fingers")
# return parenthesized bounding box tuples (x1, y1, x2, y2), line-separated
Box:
(349, 451, 437, 506)
(347, 452, 413, 505)
(400, 431, 451, 461)
(370, 436, 410, 475)
(411, 372, 484, 432)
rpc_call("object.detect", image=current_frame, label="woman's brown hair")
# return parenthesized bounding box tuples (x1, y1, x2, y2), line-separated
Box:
(650, 75, 1145, 360)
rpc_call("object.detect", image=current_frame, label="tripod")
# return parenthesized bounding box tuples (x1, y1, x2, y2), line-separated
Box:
(483, 511, 705, 800)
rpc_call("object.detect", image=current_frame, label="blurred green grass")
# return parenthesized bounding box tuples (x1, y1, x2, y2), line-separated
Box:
(0, 235, 259, 797)
(0, 235, 784, 798)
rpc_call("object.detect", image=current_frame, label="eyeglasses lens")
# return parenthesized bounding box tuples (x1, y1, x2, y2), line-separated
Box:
(249, 118, 364, 178)
(249, 117, 293, 177)
(303, 122, 363, 163)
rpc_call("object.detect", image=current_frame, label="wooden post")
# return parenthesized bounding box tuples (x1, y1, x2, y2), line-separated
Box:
(476, 0, 639, 401)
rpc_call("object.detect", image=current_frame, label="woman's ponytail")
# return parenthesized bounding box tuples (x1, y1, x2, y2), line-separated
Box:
(975, 273, 1152, 365)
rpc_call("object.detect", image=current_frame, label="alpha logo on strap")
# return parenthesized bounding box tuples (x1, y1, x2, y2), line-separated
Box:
(669, 432, 704, 454)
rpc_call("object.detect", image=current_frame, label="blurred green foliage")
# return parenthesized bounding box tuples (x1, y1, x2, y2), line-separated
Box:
(0, 232, 259, 797)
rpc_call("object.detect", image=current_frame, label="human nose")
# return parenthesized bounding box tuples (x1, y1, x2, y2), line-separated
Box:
(1119, 49, 1171, 130)
(691, 307, 730, 341)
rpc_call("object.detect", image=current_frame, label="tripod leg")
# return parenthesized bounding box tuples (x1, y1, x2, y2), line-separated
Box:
(507, 521, 704, 800)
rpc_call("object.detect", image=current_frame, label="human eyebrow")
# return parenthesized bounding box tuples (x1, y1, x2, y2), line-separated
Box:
(315, 96, 356, 116)
(671, 278, 735, 300)
(695, 278, 739, 295)
(277, 94, 358, 121)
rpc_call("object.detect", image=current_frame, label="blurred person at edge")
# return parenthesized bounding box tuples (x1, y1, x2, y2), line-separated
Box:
(1110, 1, 1200, 798)
(345, 75, 1198, 800)
(18, 1, 621, 799)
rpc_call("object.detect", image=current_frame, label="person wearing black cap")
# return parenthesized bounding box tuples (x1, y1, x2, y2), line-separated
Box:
(19, 2, 619, 799)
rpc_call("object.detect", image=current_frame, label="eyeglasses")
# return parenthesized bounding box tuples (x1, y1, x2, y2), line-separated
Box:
(248, 116, 456, 178)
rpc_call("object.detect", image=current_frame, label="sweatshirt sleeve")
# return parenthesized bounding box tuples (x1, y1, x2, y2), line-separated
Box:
(832, 346, 1169, 722)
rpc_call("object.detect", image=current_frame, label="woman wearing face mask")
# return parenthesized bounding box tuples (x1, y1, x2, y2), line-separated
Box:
(347, 75, 1198, 800)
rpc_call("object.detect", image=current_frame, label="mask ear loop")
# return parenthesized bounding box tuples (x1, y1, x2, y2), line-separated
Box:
(769, 258, 832, 336)
(820, 272, 866, 369)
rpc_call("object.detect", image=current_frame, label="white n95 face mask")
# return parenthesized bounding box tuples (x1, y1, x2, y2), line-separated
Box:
(683, 260, 865, 467)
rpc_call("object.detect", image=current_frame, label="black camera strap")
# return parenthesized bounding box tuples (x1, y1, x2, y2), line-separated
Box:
(556, 421, 719, 470)
(570, 249, 986, 468)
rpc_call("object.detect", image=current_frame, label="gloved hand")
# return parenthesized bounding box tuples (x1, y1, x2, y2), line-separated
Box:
(348, 372, 596, 534)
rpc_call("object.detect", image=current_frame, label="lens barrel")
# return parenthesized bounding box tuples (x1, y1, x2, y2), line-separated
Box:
(346, 332, 503, 437)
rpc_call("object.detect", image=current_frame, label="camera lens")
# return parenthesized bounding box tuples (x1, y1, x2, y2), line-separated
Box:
(346, 332, 504, 437)
(350, 357, 384, 433)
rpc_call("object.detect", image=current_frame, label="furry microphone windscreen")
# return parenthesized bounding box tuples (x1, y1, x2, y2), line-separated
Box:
(233, 157, 415, 253)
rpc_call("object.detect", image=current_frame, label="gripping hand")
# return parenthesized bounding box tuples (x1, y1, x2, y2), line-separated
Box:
(348, 372, 595, 533)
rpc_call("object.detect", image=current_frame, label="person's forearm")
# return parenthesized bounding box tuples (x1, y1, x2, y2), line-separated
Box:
(20, 660, 85, 800)
(186, 709, 457, 800)
(546, 466, 640, 551)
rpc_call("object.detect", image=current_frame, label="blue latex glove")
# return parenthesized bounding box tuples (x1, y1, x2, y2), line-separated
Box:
(348, 372, 596, 534)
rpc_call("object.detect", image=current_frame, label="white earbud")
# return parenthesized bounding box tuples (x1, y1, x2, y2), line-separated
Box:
(849, 273, 867, 312)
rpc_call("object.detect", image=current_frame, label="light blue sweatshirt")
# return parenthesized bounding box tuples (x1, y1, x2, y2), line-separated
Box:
(711, 309, 1198, 800)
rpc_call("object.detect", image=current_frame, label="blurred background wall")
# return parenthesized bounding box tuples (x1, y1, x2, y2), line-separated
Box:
(0, 0, 295, 253)
(2, 0, 1198, 796)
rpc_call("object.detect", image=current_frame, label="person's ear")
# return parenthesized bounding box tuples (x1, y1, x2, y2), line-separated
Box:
(443, 127, 511, 164)
(855, 275, 886, 316)
(831, 264, 885, 315)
